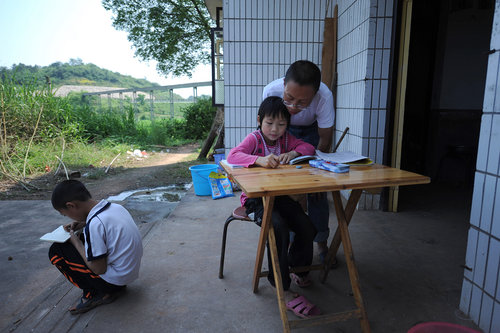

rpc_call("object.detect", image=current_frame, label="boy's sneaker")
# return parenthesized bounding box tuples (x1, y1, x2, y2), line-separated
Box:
(69, 294, 106, 315)
(69, 287, 126, 315)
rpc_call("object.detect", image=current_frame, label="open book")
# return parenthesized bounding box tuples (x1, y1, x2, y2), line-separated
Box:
(315, 150, 374, 165)
(289, 155, 318, 165)
(220, 159, 244, 169)
(40, 225, 71, 243)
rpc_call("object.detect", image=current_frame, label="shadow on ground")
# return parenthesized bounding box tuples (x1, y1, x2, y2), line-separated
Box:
(1, 181, 482, 332)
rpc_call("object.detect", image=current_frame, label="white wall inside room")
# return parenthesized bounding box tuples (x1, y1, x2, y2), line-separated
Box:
(432, 8, 492, 110)
(335, 0, 394, 209)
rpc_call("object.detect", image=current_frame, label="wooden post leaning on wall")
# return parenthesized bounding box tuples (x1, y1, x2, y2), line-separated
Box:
(321, 3, 338, 151)
(321, 4, 338, 91)
(198, 106, 224, 160)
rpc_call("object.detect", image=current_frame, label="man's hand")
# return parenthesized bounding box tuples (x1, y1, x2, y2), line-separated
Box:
(256, 154, 280, 168)
(317, 126, 334, 153)
(278, 151, 300, 165)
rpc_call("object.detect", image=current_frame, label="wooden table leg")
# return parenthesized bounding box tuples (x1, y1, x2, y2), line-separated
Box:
(321, 189, 362, 283)
(268, 225, 291, 333)
(252, 196, 275, 293)
(331, 190, 371, 333)
(251, 196, 291, 332)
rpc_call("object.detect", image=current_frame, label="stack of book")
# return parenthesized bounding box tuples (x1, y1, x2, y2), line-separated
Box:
(289, 150, 373, 173)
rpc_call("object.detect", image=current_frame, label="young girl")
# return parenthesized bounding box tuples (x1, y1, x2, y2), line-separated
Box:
(227, 96, 321, 318)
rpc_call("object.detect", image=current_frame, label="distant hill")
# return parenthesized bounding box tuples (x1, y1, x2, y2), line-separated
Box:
(0, 58, 159, 89)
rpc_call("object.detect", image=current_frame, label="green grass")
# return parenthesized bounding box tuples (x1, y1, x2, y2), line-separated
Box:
(8, 139, 135, 178)
(0, 74, 215, 182)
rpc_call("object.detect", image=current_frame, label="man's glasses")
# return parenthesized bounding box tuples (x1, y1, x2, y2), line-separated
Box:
(283, 100, 308, 110)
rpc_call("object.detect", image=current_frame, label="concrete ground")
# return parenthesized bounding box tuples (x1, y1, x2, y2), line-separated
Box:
(1, 183, 482, 332)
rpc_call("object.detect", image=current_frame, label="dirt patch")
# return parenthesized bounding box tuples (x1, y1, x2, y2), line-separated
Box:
(0, 144, 205, 201)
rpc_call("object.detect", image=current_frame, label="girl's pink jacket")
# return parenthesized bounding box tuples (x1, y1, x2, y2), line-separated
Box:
(227, 130, 315, 207)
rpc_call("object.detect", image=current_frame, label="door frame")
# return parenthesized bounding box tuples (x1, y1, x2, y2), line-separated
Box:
(388, 0, 413, 212)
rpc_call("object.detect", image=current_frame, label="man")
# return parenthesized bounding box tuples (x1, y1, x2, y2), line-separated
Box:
(263, 60, 335, 265)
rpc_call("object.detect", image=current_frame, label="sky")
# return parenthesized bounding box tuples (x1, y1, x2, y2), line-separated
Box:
(0, 0, 212, 97)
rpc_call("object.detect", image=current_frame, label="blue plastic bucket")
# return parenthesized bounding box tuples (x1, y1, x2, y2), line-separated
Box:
(189, 164, 218, 196)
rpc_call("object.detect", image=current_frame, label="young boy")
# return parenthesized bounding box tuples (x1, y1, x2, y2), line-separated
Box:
(49, 180, 143, 314)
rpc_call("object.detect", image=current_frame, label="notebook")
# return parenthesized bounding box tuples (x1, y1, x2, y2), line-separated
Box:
(40, 225, 71, 243)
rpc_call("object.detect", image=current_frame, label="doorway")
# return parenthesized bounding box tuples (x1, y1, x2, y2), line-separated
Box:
(390, 0, 494, 212)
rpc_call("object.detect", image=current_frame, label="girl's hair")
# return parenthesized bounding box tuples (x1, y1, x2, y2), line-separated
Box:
(51, 179, 92, 210)
(257, 96, 291, 129)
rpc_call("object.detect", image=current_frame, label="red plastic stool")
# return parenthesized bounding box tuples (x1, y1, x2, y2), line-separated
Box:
(408, 322, 481, 333)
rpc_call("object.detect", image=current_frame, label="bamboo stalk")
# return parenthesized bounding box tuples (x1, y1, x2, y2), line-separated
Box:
(0, 159, 39, 191)
(0, 90, 5, 152)
(54, 137, 66, 176)
(6, 156, 24, 179)
(105, 152, 121, 173)
(23, 104, 44, 179)
(0, 89, 8, 162)
(55, 155, 69, 180)
(0, 171, 30, 191)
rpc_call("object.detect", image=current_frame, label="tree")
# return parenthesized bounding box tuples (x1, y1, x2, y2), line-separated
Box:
(69, 58, 83, 66)
(102, 0, 214, 77)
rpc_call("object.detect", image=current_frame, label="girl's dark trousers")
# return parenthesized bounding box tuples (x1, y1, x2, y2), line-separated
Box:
(49, 239, 124, 299)
(245, 195, 317, 290)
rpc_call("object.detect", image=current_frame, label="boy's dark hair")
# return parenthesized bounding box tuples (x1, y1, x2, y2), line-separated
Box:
(51, 180, 92, 210)
(257, 96, 291, 129)
(284, 60, 321, 92)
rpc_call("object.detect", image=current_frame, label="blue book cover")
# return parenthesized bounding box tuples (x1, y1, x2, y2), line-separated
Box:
(309, 159, 350, 173)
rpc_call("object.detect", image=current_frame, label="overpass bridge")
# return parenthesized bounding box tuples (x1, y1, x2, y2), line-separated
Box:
(82, 81, 212, 120)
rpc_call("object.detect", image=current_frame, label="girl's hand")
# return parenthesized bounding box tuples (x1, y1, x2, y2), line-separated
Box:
(256, 154, 280, 168)
(278, 151, 299, 165)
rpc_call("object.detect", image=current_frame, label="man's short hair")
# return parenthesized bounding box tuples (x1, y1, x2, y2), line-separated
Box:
(284, 60, 321, 92)
(51, 180, 92, 210)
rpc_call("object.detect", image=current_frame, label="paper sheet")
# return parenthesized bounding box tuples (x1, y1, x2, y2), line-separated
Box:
(315, 150, 369, 164)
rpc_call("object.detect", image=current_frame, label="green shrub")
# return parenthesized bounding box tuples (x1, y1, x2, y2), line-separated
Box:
(69, 100, 136, 142)
(0, 75, 216, 180)
(181, 97, 216, 139)
(0, 75, 78, 142)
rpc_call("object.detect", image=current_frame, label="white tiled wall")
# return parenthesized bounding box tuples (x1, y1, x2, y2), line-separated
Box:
(223, 0, 329, 149)
(223, 0, 394, 210)
(460, 1, 500, 332)
(334, 0, 393, 209)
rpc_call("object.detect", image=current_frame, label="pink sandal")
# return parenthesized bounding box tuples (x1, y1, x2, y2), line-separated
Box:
(290, 273, 312, 288)
(286, 295, 321, 318)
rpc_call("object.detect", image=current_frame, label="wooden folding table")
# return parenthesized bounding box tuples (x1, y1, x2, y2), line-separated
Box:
(221, 162, 430, 332)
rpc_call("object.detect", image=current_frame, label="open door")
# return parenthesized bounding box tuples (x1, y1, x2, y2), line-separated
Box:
(387, 0, 491, 212)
